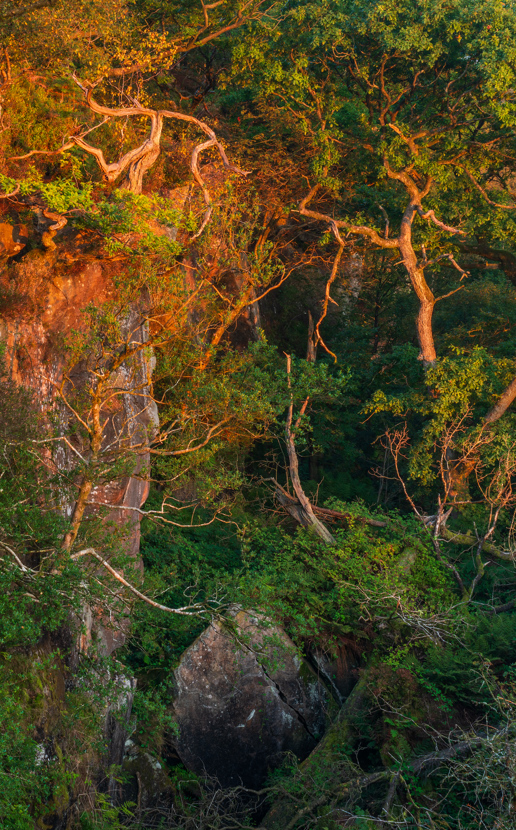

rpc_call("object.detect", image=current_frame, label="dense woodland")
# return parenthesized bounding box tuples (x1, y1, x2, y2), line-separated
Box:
(2, 0, 516, 826)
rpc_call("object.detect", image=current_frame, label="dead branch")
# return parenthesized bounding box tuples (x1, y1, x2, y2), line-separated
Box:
(280, 355, 334, 543)
(71, 548, 208, 615)
(0, 539, 34, 573)
(485, 599, 516, 614)
(86, 500, 227, 529)
(267, 477, 387, 529)
(381, 769, 401, 820)
(311, 221, 344, 362)
(313, 504, 387, 527)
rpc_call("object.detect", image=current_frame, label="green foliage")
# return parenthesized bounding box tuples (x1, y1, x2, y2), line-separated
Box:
(237, 516, 454, 646)
(365, 346, 516, 487)
(80, 793, 136, 830)
(0, 655, 56, 830)
(3, 0, 516, 827)
(77, 190, 184, 258)
(125, 519, 242, 678)
(421, 612, 516, 706)
(0, 171, 94, 213)
(0, 372, 83, 648)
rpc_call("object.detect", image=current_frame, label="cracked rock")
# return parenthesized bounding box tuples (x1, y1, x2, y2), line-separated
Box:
(167, 610, 332, 787)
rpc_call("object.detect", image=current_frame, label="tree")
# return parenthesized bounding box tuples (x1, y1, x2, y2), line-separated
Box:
(233, 0, 516, 368)
(3, 1, 516, 827)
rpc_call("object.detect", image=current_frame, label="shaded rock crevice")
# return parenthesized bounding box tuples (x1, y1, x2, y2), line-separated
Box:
(237, 635, 319, 742)
(304, 649, 345, 707)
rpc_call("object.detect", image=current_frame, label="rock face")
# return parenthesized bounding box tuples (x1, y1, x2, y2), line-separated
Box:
(0, 231, 157, 655)
(169, 611, 332, 788)
(0, 222, 28, 262)
(309, 642, 361, 704)
(122, 740, 174, 812)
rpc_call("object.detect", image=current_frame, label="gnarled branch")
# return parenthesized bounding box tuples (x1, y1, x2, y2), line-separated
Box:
(458, 164, 516, 211)
(11, 76, 249, 236)
(298, 184, 398, 250)
(70, 78, 249, 206)
(416, 205, 466, 235)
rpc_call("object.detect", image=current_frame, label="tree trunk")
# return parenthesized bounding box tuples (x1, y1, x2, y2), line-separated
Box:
(120, 144, 161, 194)
(284, 355, 334, 544)
(285, 422, 335, 544)
(399, 203, 437, 366)
(485, 374, 516, 423)
(306, 310, 317, 363)
(415, 293, 437, 365)
(61, 391, 104, 553)
(444, 451, 476, 505)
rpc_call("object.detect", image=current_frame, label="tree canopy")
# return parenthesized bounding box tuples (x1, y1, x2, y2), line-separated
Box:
(3, 0, 516, 827)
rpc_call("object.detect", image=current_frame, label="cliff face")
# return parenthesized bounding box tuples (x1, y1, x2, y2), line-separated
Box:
(0, 203, 312, 823)
(0, 219, 156, 823)
(0, 223, 156, 655)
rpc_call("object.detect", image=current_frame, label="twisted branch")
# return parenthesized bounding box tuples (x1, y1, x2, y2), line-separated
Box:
(9, 76, 249, 235)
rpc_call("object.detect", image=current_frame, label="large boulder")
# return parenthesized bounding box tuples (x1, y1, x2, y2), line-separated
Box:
(168, 611, 333, 788)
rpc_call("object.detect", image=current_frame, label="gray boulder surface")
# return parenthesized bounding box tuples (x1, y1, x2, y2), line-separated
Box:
(169, 610, 332, 788)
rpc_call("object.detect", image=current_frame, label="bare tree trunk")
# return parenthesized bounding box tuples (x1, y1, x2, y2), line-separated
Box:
(285, 418, 334, 543)
(61, 390, 104, 553)
(120, 144, 161, 194)
(305, 311, 320, 479)
(306, 310, 317, 363)
(284, 356, 334, 544)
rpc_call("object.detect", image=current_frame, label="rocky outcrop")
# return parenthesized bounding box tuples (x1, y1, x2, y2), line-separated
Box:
(260, 675, 368, 830)
(168, 611, 333, 788)
(0, 221, 28, 262)
(121, 740, 175, 812)
(0, 227, 157, 655)
(309, 642, 361, 704)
